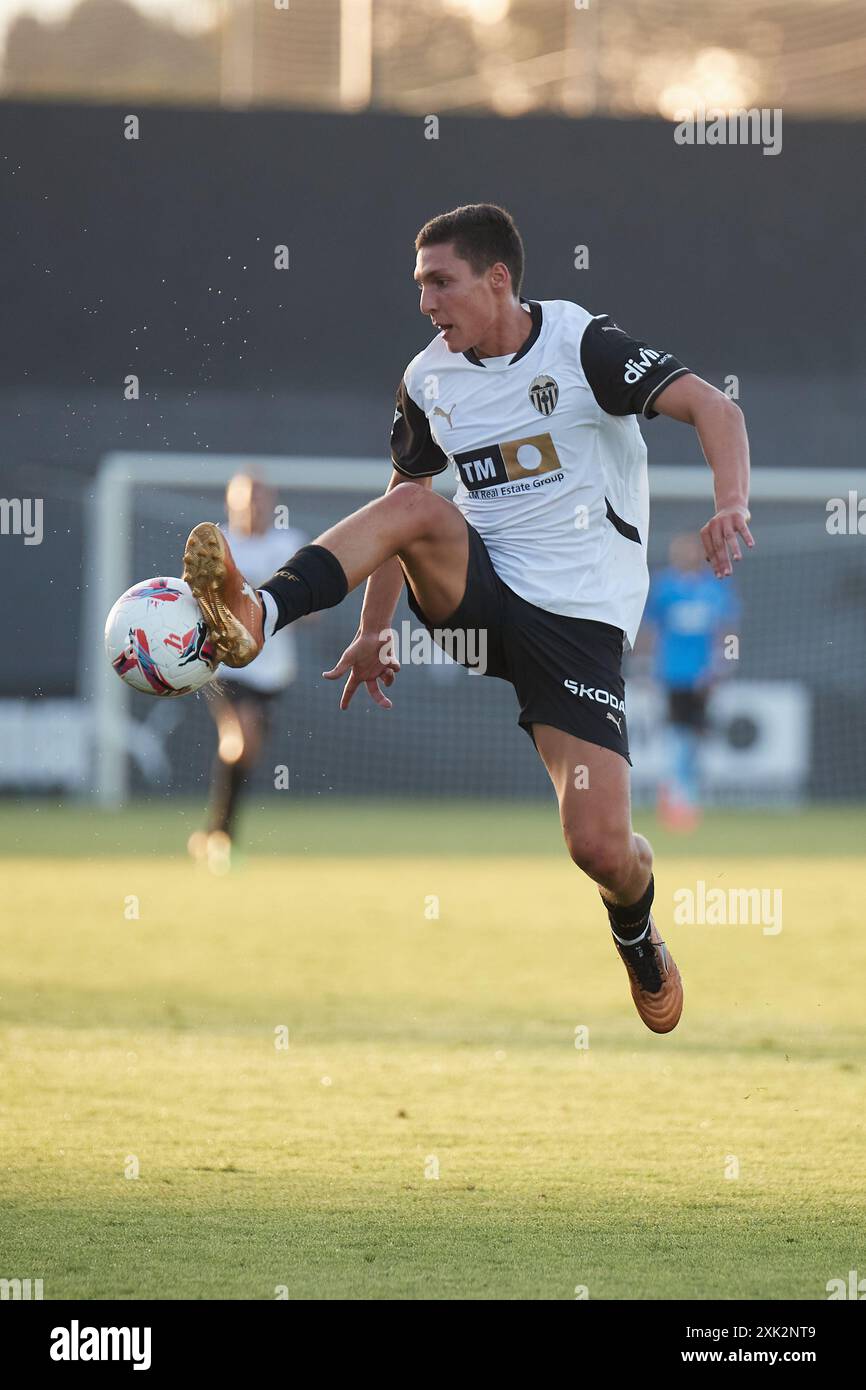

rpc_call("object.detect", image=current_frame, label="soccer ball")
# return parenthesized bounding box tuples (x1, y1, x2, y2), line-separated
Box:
(104, 577, 218, 696)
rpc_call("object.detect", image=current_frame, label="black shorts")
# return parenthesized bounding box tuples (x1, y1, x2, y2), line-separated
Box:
(217, 680, 280, 715)
(405, 521, 631, 764)
(667, 687, 709, 731)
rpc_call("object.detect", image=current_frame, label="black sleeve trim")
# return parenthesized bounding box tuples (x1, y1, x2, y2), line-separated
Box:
(641, 366, 691, 418)
(392, 459, 446, 479)
(389, 379, 449, 478)
(580, 314, 691, 418)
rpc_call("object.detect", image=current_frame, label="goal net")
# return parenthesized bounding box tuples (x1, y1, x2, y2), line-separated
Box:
(83, 454, 866, 807)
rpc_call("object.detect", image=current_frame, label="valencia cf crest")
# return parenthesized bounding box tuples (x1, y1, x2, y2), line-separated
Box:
(528, 374, 559, 416)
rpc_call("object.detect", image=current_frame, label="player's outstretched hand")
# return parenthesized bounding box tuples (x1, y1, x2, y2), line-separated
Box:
(700, 505, 755, 578)
(322, 630, 400, 711)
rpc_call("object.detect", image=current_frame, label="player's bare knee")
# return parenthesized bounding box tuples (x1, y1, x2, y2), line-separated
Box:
(218, 727, 244, 764)
(563, 826, 628, 889)
(386, 481, 443, 541)
(632, 831, 654, 875)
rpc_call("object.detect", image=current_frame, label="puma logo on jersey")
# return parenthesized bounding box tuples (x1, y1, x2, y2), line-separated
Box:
(433, 404, 456, 428)
(606, 711, 623, 734)
(563, 679, 625, 715)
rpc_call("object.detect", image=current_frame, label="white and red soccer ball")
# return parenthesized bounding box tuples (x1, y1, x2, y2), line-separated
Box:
(104, 577, 218, 696)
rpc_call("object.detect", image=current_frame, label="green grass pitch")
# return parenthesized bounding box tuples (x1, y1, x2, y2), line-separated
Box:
(1, 799, 864, 1300)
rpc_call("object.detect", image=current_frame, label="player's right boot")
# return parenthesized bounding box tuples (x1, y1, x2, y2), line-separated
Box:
(612, 916, 683, 1034)
(182, 523, 265, 668)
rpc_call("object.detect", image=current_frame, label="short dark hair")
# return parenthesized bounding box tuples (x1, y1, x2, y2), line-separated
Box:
(415, 203, 525, 296)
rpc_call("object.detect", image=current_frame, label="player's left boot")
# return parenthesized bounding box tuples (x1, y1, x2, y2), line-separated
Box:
(182, 522, 265, 668)
(612, 916, 683, 1033)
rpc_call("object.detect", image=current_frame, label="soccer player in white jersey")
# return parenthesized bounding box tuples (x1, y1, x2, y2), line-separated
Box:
(187, 472, 305, 872)
(181, 204, 754, 1032)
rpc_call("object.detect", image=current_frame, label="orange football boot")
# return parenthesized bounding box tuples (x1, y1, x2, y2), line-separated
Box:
(612, 916, 683, 1034)
(182, 522, 265, 668)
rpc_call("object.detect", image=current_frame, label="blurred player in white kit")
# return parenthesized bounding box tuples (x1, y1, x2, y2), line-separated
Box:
(187, 472, 305, 872)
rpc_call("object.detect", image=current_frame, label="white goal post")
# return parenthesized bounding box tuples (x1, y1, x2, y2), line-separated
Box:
(84, 453, 864, 806)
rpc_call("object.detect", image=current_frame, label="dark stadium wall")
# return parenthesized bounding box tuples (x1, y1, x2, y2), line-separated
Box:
(1, 102, 863, 390)
(2, 101, 863, 472)
(0, 101, 864, 700)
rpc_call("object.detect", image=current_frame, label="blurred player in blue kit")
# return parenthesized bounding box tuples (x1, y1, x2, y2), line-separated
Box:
(644, 533, 739, 831)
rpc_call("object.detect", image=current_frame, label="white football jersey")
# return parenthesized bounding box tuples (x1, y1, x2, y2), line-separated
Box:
(221, 525, 305, 692)
(389, 298, 689, 648)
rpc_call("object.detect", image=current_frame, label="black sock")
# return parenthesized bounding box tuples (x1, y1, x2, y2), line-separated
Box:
(207, 757, 245, 839)
(259, 544, 348, 632)
(602, 873, 654, 942)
